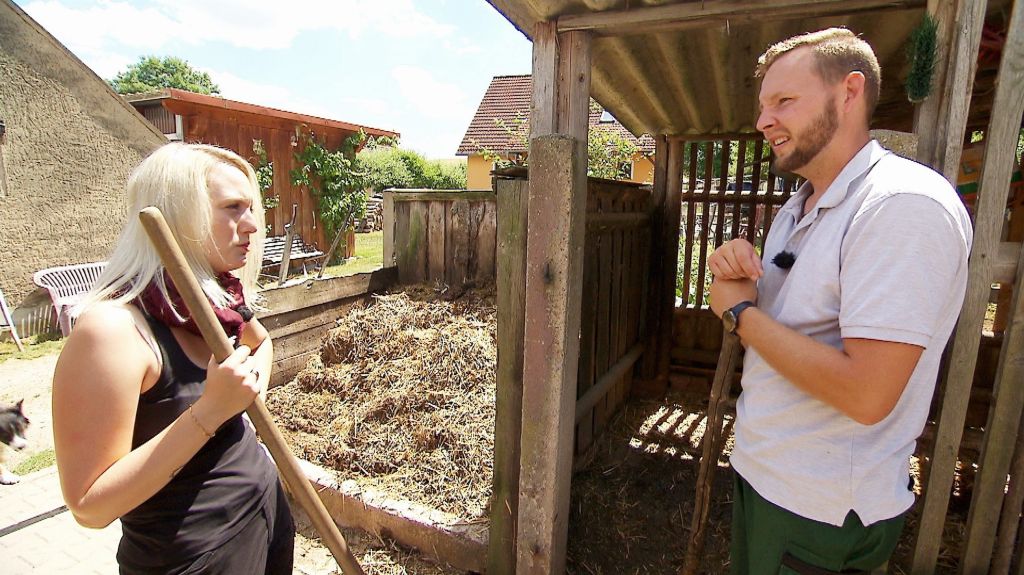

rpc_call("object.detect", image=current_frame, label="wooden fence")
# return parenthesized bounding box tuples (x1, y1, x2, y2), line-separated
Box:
(382, 190, 497, 289)
(256, 268, 396, 388)
(490, 171, 653, 571)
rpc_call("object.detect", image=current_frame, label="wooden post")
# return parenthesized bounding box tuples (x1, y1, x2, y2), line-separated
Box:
(913, 0, 956, 169)
(639, 135, 670, 387)
(383, 190, 395, 268)
(516, 21, 591, 575)
(656, 140, 685, 383)
(912, 0, 1023, 571)
(914, 0, 986, 182)
(489, 178, 529, 575)
(951, 2, 1024, 571)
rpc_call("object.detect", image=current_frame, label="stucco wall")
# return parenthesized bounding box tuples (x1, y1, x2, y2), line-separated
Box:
(466, 154, 494, 190)
(0, 0, 165, 306)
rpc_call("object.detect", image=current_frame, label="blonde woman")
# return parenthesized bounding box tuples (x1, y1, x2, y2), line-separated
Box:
(53, 143, 294, 574)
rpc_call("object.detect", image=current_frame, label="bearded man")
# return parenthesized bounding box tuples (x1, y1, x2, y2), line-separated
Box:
(707, 28, 973, 574)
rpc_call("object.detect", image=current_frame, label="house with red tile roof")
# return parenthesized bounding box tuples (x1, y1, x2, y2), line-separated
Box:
(456, 74, 655, 189)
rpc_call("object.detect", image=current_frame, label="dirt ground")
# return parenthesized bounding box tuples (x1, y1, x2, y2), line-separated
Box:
(0, 354, 59, 470)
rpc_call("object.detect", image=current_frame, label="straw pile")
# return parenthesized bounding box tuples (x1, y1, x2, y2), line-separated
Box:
(267, 284, 497, 520)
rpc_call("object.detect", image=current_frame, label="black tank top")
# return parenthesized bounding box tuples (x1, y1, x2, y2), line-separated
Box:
(116, 313, 277, 571)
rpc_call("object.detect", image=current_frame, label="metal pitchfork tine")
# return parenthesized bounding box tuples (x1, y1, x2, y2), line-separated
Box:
(682, 331, 742, 575)
(139, 207, 365, 575)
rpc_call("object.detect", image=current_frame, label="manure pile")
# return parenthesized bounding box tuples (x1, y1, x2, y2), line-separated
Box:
(267, 285, 497, 519)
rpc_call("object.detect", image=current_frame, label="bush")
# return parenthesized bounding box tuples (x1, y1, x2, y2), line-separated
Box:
(357, 147, 467, 192)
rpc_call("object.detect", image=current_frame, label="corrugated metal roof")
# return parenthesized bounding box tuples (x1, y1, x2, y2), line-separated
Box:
(486, 0, 1011, 138)
(457, 74, 657, 155)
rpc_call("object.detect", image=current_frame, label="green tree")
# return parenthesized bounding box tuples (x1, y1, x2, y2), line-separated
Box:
(290, 128, 367, 242)
(109, 56, 220, 95)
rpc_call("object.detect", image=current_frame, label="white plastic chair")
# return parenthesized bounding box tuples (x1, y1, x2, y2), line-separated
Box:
(0, 288, 24, 352)
(32, 262, 106, 336)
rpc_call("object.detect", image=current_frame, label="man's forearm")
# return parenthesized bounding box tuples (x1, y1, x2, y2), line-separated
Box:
(735, 307, 919, 425)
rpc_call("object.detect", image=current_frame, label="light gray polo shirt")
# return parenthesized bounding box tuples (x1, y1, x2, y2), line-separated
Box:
(730, 140, 973, 526)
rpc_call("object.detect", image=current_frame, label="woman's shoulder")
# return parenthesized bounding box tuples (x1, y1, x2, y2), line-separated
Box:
(71, 302, 157, 355)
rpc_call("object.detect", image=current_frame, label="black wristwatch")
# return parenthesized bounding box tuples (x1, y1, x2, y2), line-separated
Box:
(722, 301, 755, 334)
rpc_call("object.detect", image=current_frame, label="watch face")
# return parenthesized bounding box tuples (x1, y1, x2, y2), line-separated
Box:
(723, 310, 737, 333)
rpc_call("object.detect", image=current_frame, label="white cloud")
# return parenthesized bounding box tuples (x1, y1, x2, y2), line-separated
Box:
(23, 1, 183, 51)
(390, 65, 469, 120)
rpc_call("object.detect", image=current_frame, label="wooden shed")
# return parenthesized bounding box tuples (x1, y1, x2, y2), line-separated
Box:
(126, 88, 399, 249)
(481, 1, 1024, 574)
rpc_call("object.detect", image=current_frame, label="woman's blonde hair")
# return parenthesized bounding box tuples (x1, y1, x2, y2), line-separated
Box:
(78, 143, 265, 314)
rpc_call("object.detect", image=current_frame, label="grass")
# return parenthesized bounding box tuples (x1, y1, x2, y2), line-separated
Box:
(320, 231, 385, 278)
(13, 448, 56, 475)
(0, 334, 65, 364)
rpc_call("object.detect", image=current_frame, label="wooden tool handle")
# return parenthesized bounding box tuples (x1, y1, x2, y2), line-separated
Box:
(139, 207, 364, 575)
(682, 331, 741, 575)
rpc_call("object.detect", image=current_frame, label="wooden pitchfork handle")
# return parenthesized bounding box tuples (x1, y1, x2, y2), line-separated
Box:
(681, 331, 741, 575)
(139, 207, 365, 575)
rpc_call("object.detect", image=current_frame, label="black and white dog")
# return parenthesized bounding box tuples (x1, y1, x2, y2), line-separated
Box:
(0, 399, 30, 485)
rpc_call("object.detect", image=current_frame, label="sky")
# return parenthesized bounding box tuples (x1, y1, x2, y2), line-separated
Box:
(15, 0, 534, 159)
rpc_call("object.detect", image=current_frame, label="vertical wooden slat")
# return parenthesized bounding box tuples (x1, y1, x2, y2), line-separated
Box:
(747, 140, 764, 245)
(428, 201, 446, 282)
(576, 189, 600, 457)
(477, 201, 498, 282)
(715, 141, 729, 247)
(609, 193, 625, 410)
(383, 191, 395, 268)
(393, 201, 412, 284)
(640, 135, 670, 383)
(490, 178, 528, 575)
(408, 202, 429, 283)
(733, 139, 748, 239)
(695, 141, 714, 308)
(683, 143, 699, 306)
(594, 195, 614, 433)
(913, 1, 1022, 570)
(657, 140, 685, 381)
(447, 200, 470, 290)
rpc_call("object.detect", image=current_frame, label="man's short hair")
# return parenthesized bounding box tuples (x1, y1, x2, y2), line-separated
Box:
(756, 28, 881, 121)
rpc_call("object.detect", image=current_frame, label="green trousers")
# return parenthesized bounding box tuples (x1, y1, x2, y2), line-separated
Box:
(730, 473, 905, 575)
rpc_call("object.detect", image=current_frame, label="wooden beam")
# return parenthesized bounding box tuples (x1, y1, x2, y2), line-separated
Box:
(912, 0, 1024, 571)
(389, 190, 496, 202)
(517, 135, 587, 575)
(575, 342, 644, 423)
(639, 135, 670, 386)
(955, 2, 1024, 569)
(994, 241, 1022, 284)
(557, 30, 592, 142)
(489, 178, 528, 575)
(964, 225, 1024, 573)
(913, 0, 957, 169)
(383, 191, 395, 268)
(933, 0, 987, 183)
(657, 140, 686, 382)
(556, 0, 925, 36)
(530, 21, 558, 140)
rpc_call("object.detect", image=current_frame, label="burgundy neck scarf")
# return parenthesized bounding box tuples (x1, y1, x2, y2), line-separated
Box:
(137, 271, 253, 341)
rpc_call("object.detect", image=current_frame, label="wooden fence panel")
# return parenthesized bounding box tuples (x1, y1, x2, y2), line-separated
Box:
(386, 190, 498, 290)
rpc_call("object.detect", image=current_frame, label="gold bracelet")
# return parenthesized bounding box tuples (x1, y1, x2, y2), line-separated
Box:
(188, 404, 215, 438)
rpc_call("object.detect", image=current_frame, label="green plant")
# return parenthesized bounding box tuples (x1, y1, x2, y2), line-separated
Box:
(13, 448, 56, 475)
(906, 13, 938, 103)
(109, 55, 220, 95)
(356, 146, 468, 193)
(251, 139, 279, 210)
(290, 127, 368, 242)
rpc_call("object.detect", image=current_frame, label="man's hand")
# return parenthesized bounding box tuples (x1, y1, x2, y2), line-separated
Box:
(708, 239, 763, 281)
(710, 277, 757, 318)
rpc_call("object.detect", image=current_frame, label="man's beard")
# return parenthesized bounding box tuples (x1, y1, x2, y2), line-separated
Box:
(773, 98, 839, 174)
